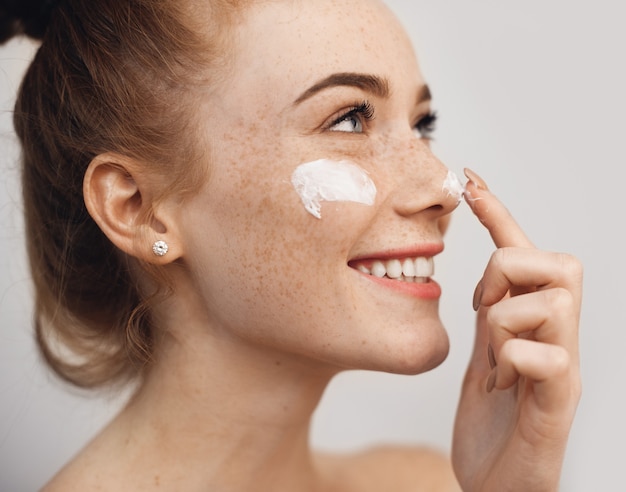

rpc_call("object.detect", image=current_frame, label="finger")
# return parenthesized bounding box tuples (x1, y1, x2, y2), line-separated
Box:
(467, 306, 492, 370)
(463, 168, 534, 249)
(491, 338, 580, 416)
(485, 288, 580, 360)
(478, 248, 583, 309)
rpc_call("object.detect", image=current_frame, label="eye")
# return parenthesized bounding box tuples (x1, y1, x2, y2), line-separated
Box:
(327, 101, 375, 133)
(413, 111, 437, 140)
(331, 113, 363, 133)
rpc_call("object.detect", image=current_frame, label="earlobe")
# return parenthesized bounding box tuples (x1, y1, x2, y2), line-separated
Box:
(83, 153, 182, 263)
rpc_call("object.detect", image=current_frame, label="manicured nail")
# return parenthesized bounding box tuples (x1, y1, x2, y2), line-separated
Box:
(472, 280, 483, 311)
(487, 344, 497, 369)
(464, 168, 489, 191)
(486, 368, 497, 393)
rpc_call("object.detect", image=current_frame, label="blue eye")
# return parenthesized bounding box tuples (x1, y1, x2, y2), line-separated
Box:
(413, 111, 437, 140)
(331, 114, 364, 133)
(328, 101, 375, 133)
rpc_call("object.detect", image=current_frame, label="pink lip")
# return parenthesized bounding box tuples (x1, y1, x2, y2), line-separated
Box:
(348, 243, 444, 263)
(348, 242, 444, 300)
(357, 274, 442, 299)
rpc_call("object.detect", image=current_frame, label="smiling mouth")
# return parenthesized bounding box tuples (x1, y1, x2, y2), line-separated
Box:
(349, 257, 434, 283)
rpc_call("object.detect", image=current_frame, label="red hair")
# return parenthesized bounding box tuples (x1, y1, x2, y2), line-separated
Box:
(3, 0, 244, 388)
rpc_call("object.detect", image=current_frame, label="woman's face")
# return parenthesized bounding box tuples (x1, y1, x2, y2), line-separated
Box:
(176, 0, 459, 374)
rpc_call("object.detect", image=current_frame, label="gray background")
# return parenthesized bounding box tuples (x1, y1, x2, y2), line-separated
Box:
(1, 1, 624, 490)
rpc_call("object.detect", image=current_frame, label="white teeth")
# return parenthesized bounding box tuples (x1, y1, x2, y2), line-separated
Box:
(385, 259, 403, 279)
(415, 257, 434, 277)
(371, 261, 386, 278)
(354, 256, 434, 280)
(402, 258, 416, 277)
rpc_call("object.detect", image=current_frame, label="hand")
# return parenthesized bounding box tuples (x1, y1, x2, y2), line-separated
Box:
(451, 169, 582, 492)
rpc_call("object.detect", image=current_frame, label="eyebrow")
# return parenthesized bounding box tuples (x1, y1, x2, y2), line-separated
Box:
(293, 73, 391, 105)
(293, 72, 432, 107)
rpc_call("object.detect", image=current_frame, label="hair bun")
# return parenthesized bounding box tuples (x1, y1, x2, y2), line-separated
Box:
(0, 0, 58, 43)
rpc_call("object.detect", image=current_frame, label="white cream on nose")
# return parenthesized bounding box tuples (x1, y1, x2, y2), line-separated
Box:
(442, 170, 465, 203)
(291, 159, 463, 219)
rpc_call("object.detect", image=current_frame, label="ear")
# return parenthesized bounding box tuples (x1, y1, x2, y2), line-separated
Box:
(83, 153, 183, 264)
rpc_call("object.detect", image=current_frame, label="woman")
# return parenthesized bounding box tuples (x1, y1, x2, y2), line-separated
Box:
(1, 0, 582, 490)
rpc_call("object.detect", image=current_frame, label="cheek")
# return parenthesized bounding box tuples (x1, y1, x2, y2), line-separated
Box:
(183, 147, 374, 340)
(187, 144, 308, 279)
(291, 158, 377, 220)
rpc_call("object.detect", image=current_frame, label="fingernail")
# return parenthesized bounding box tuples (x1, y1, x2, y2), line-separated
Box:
(472, 280, 483, 311)
(486, 368, 497, 393)
(464, 168, 489, 191)
(487, 344, 497, 369)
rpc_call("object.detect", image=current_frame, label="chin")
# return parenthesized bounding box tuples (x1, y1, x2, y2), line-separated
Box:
(377, 321, 451, 376)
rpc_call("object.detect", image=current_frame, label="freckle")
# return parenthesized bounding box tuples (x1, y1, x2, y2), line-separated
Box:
(154, 475, 160, 486)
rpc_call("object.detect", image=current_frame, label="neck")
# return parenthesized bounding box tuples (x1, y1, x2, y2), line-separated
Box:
(116, 329, 337, 491)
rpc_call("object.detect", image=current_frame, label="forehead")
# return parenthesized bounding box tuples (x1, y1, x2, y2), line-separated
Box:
(220, 0, 423, 106)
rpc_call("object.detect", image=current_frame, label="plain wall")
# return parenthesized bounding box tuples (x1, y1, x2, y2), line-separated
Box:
(1, 1, 624, 490)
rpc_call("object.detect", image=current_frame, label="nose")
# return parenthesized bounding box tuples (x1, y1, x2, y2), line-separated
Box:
(387, 137, 461, 219)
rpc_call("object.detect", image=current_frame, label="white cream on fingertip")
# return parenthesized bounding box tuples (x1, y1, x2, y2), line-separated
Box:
(291, 159, 377, 219)
(442, 170, 465, 203)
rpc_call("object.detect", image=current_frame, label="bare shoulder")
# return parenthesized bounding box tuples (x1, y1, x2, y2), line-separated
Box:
(40, 446, 113, 492)
(40, 428, 129, 492)
(316, 445, 461, 492)
(41, 459, 101, 492)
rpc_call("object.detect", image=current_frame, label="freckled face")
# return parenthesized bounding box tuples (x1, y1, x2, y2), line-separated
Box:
(177, 0, 457, 374)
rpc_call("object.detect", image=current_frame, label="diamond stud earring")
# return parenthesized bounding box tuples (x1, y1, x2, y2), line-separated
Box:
(152, 240, 169, 257)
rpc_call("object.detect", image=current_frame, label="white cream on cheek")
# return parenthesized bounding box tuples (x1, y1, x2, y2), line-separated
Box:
(291, 161, 464, 219)
(291, 159, 377, 219)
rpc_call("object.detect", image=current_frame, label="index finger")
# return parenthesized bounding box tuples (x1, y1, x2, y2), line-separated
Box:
(463, 168, 534, 249)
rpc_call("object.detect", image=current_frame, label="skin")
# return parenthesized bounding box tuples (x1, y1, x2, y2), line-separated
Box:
(45, 0, 582, 491)
(453, 170, 582, 491)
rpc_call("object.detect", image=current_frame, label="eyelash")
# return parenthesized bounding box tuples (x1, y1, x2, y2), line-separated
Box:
(415, 111, 437, 140)
(327, 101, 375, 130)
(326, 101, 438, 139)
